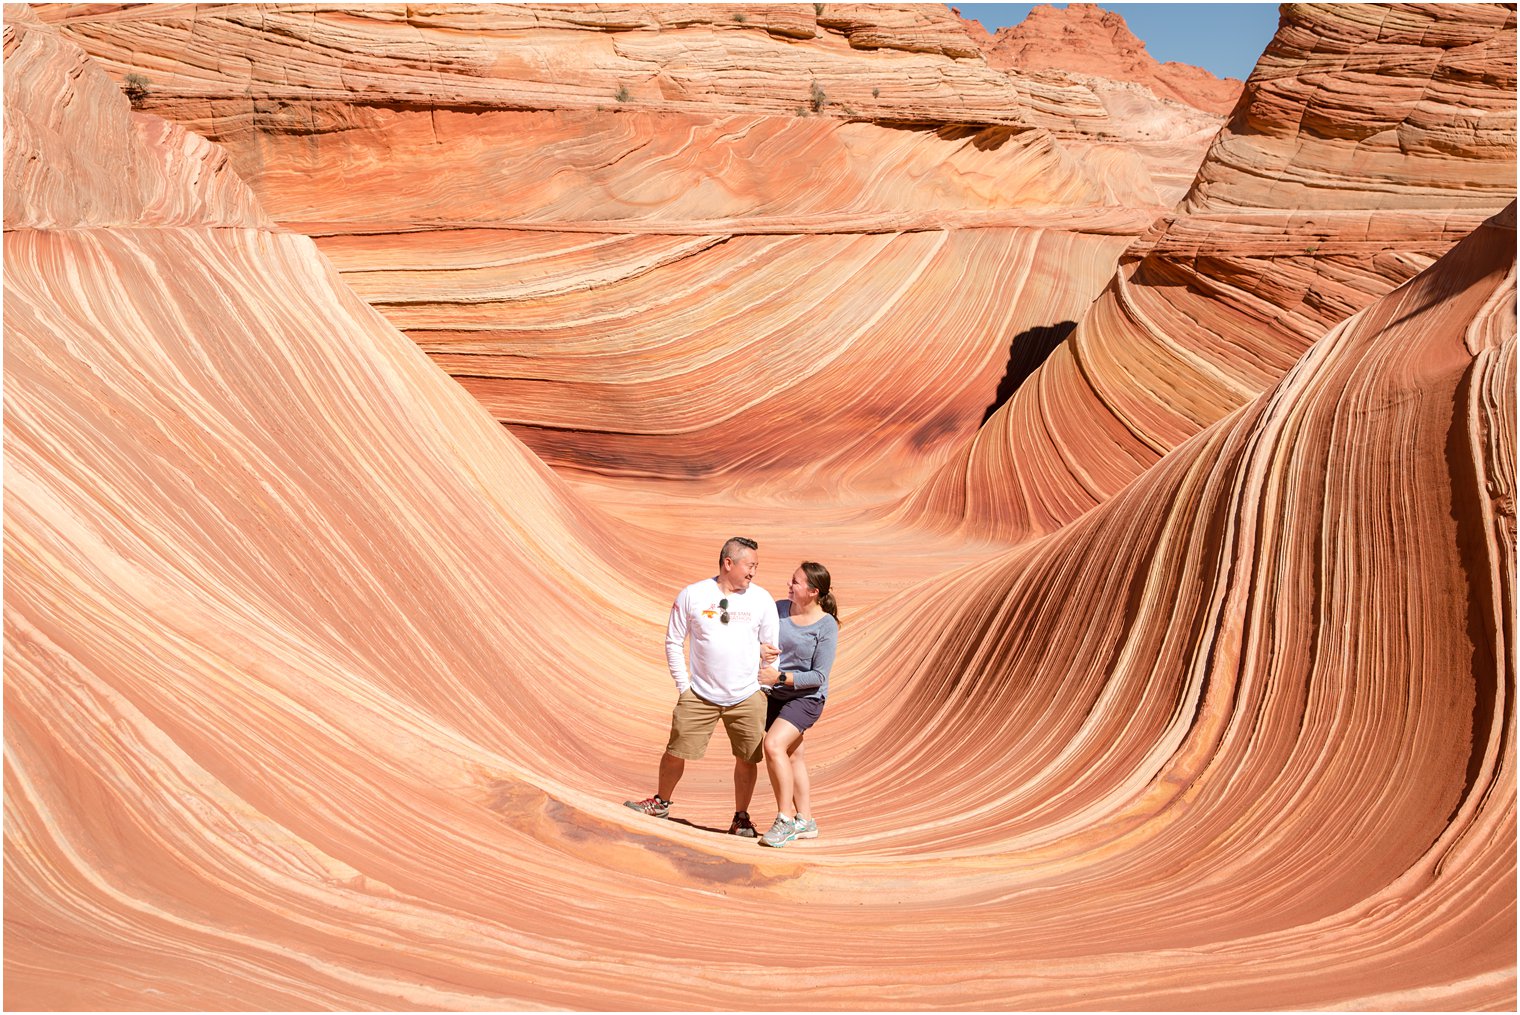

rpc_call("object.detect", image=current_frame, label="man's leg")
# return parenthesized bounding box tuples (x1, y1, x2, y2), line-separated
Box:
(733, 756, 758, 812)
(658, 751, 686, 801)
(723, 691, 768, 814)
(632, 691, 715, 810)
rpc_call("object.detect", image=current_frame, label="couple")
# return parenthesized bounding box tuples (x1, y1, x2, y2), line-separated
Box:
(623, 536, 839, 849)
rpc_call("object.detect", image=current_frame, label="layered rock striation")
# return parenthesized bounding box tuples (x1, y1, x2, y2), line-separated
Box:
(905, 1, 1517, 540)
(41, 2, 1223, 495)
(5, 3, 1516, 1011)
(41, 1, 1211, 135)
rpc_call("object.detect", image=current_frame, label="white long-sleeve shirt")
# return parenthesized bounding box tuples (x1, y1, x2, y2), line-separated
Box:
(666, 578, 779, 706)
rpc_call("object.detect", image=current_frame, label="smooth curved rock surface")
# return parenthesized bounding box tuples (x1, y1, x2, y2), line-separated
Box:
(904, 1, 1517, 541)
(5, 3, 1516, 1011)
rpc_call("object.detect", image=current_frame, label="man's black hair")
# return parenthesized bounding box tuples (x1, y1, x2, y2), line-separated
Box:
(719, 536, 758, 568)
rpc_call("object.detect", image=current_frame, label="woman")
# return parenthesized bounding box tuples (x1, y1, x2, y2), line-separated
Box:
(757, 561, 839, 848)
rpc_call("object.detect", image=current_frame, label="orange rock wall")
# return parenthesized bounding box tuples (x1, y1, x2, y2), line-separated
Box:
(904, 2, 1517, 540)
(5, 3, 1516, 1010)
(41, 2, 1222, 492)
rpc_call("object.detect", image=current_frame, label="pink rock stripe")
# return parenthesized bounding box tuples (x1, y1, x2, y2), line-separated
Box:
(4, 4, 1515, 1010)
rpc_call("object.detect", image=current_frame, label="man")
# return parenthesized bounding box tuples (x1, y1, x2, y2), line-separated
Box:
(624, 536, 780, 836)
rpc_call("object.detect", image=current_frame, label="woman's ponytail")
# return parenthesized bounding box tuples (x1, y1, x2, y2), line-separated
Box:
(801, 561, 840, 627)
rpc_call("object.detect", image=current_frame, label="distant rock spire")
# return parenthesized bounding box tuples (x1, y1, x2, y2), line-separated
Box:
(962, 2, 1245, 115)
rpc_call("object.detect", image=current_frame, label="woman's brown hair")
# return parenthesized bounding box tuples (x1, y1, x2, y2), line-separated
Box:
(800, 561, 839, 626)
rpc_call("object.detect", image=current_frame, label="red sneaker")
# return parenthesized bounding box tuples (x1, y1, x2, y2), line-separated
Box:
(623, 795, 670, 818)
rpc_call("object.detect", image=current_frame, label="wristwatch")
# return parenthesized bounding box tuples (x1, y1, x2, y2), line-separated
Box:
(774, 672, 787, 688)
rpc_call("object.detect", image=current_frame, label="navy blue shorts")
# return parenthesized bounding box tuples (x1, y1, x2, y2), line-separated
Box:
(766, 694, 825, 734)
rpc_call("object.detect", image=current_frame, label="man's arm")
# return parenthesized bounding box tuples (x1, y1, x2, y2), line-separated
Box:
(665, 592, 691, 694)
(757, 598, 780, 678)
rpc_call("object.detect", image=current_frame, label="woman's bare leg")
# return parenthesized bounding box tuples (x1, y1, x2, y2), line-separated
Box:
(763, 719, 803, 816)
(790, 738, 812, 820)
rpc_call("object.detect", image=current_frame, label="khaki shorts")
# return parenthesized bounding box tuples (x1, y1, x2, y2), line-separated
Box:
(666, 689, 766, 763)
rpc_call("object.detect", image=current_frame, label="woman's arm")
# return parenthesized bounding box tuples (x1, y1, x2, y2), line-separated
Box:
(785, 619, 837, 691)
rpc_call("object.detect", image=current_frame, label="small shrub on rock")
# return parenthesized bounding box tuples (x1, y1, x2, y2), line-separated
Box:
(123, 72, 150, 108)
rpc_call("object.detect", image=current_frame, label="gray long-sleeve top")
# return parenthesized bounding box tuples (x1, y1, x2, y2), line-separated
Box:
(773, 599, 837, 701)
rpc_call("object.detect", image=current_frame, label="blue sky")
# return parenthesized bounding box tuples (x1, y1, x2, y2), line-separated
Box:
(950, 3, 1282, 81)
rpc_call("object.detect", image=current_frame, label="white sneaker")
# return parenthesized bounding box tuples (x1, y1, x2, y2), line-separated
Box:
(759, 815, 799, 847)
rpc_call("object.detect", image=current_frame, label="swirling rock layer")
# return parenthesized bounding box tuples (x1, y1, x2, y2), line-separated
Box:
(40, 2, 1225, 492)
(5, 3, 1515, 1011)
(906, 1, 1517, 540)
